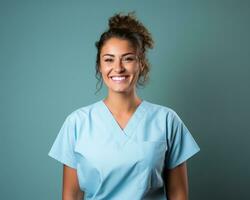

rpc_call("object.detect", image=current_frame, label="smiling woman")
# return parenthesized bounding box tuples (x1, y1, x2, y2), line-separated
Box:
(95, 12, 153, 95)
(100, 37, 141, 94)
(48, 11, 200, 200)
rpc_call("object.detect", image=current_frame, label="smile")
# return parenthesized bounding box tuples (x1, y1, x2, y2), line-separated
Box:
(110, 76, 129, 83)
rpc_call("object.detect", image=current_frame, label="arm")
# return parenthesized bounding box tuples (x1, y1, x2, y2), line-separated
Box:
(165, 162, 189, 200)
(62, 164, 84, 200)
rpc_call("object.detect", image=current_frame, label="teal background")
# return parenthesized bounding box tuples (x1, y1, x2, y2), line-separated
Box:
(0, 0, 249, 199)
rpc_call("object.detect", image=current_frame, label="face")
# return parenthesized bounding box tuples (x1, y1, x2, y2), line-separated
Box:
(99, 37, 142, 94)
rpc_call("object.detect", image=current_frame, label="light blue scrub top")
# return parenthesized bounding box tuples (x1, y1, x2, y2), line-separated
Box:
(48, 99, 200, 200)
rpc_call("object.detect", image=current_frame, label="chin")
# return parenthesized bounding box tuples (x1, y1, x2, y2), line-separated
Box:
(112, 89, 128, 93)
(110, 86, 134, 94)
(105, 81, 136, 94)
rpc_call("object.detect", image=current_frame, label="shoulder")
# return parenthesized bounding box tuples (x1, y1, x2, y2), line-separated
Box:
(58, 100, 101, 140)
(64, 100, 101, 124)
(143, 100, 180, 120)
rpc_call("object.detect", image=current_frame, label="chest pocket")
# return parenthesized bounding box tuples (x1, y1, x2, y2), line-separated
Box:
(135, 141, 167, 190)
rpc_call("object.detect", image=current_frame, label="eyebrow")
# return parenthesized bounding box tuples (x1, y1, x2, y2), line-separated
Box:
(102, 52, 135, 57)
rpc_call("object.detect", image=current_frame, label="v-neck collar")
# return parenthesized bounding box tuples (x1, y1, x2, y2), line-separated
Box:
(99, 99, 147, 138)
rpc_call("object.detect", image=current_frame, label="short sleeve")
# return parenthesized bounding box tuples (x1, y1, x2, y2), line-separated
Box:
(165, 111, 200, 169)
(48, 115, 77, 169)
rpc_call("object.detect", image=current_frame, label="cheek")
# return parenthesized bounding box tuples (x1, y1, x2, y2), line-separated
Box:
(100, 65, 111, 76)
(129, 65, 141, 77)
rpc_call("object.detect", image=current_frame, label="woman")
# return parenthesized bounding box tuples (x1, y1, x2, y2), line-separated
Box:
(48, 12, 200, 200)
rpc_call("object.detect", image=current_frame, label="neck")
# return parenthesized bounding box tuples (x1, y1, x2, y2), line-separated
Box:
(103, 90, 142, 115)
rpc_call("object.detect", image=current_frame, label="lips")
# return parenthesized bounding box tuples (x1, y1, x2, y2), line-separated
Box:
(112, 76, 126, 81)
(109, 75, 129, 82)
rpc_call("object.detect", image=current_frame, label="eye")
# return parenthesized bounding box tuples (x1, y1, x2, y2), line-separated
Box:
(104, 58, 114, 62)
(123, 56, 136, 62)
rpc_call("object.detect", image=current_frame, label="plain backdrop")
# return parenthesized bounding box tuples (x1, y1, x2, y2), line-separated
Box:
(0, 0, 249, 199)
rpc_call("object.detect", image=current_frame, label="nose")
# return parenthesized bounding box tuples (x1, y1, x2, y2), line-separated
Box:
(113, 59, 125, 73)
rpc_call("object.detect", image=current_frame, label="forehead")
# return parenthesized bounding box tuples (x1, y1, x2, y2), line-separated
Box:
(101, 37, 136, 56)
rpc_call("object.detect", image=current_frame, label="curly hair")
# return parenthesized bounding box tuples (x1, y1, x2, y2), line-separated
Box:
(94, 11, 154, 94)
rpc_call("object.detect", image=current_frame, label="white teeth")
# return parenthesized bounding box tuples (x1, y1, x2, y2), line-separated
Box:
(111, 76, 126, 81)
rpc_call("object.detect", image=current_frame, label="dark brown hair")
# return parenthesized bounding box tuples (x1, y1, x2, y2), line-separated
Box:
(94, 11, 154, 94)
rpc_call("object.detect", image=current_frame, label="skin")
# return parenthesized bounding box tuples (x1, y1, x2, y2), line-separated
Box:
(99, 37, 143, 125)
(165, 162, 189, 200)
(62, 165, 84, 200)
(62, 37, 189, 200)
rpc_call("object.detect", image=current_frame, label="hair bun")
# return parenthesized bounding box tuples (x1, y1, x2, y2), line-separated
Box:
(109, 11, 137, 30)
(108, 11, 154, 49)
